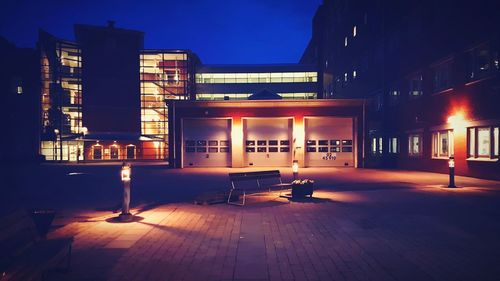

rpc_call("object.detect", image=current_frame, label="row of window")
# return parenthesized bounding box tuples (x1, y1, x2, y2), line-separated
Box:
(338, 43, 499, 102)
(371, 126, 499, 160)
(195, 72, 317, 84)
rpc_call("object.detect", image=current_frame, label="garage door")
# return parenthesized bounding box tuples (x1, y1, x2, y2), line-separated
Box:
(182, 118, 231, 167)
(305, 117, 354, 167)
(244, 118, 292, 167)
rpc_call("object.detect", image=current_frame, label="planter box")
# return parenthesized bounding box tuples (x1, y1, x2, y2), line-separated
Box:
(292, 181, 314, 198)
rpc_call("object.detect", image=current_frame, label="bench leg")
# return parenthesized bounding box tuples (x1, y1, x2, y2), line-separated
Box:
(227, 188, 234, 204)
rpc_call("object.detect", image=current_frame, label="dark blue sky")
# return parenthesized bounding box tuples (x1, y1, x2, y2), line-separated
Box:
(0, 0, 321, 64)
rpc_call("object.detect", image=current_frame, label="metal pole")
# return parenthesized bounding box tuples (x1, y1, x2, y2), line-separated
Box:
(122, 180, 130, 214)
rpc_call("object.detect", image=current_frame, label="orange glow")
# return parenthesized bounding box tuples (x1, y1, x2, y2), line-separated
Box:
(447, 112, 468, 129)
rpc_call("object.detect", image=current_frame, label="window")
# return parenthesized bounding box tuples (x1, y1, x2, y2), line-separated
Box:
(433, 60, 453, 92)
(409, 74, 423, 98)
(408, 134, 422, 156)
(388, 89, 400, 105)
(466, 45, 498, 81)
(388, 137, 399, 153)
(371, 137, 382, 155)
(468, 126, 499, 159)
(432, 130, 454, 158)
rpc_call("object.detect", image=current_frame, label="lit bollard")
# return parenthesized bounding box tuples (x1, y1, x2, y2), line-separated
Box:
(448, 156, 456, 188)
(292, 160, 299, 180)
(119, 162, 132, 221)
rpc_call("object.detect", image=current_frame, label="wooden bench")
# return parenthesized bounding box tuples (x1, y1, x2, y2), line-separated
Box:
(0, 210, 73, 281)
(227, 170, 292, 206)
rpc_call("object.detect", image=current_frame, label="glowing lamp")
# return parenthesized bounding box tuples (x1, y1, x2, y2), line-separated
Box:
(292, 160, 299, 180)
(121, 164, 131, 182)
(81, 127, 88, 135)
(448, 157, 455, 168)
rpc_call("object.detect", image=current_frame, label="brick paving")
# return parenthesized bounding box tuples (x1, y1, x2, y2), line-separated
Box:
(35, 165, 500, 281)
(18, 167, 500, 281)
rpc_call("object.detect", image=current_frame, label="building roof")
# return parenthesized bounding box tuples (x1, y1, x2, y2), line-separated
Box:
(169, 98, 366, 108)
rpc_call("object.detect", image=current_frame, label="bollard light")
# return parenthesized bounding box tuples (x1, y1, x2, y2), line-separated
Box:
(292, 160, 299, 180)
(121, 164, 131, 182)
(119, 162, 132, 221)
(448, 156, 456, 188)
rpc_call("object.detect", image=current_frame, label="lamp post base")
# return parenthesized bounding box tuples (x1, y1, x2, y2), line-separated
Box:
(118, 212, 133, 222)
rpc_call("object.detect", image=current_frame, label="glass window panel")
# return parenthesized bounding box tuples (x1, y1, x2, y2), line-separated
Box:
(342, 147, 353, 152)
(494, 127, 499, 157)
(478, 128, 491, 157)
(439, 131, 449, 157)
(269, 147, 278, 152)
(280, 147, 290, 152)
(246, 147, 255, 153)
(318, 147, 328, 152)
(468, 128, 475, 157)
(257, 147, 267, 153)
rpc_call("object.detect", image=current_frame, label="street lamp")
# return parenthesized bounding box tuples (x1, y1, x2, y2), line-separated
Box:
(292, 160, 299, 180)
(448, 156, 456, 188)
(119, 162, 132, 221)
(54, 129, 60, 162)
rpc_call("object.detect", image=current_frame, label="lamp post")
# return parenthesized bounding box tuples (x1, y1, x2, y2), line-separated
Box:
(77, 127, 88, 163)
(54, 129, 60, 162)
(292, 160, 299, 180)
(448, 156, 456, 188)
(119, 162, 132, 221)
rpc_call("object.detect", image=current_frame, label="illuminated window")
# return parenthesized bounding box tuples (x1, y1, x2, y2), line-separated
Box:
(353, 26, 357, 37)
(432, 130, 454, 158)
(408, 134, 422, 156)
(195, 72, 317, 84)
(388, 89, 400, 105)
(468, 126, 499, 159)
(388, 137, 399, 153)
(466, 44, 498, 81)
(371, 137, 382, 154)
(409, 74, 423, 98)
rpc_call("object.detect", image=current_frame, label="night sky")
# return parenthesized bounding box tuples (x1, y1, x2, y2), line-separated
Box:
(0, 0, 321, 64)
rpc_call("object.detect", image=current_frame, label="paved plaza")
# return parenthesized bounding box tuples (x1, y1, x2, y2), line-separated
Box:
(6, 165, 500, 281)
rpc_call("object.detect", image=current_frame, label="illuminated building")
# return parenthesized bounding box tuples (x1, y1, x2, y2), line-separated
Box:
(37, 22, 320, 162)
(302, 0, 500, 179)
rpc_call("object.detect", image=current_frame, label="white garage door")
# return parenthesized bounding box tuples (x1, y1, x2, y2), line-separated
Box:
(305, 117, 354, 167)
(244, 118, 292, 167)
(182, 118, 231, 167)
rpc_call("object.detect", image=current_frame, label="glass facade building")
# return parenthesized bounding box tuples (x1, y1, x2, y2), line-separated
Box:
(39, 32, 83, 161)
